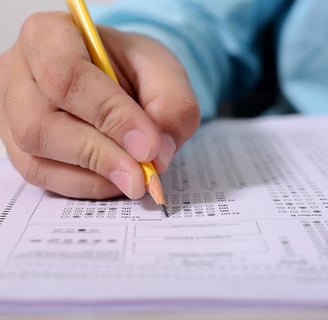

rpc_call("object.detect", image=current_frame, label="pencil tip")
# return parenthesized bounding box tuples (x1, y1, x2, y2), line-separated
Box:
(159, 204, 169, 217)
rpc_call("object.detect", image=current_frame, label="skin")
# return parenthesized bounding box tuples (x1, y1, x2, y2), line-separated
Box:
(0, 12, 200, 200)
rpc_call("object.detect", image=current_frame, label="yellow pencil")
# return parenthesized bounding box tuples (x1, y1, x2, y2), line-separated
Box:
(66, 0, 168, 217)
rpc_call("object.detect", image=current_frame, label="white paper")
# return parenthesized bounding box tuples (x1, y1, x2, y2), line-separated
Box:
(1, 115, 328, 311)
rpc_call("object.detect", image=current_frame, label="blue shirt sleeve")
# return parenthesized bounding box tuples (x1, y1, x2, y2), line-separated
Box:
(90, 0, 286, 120)
(277, 1, 328, 115)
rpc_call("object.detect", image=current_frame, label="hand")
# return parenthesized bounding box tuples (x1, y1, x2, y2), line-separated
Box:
(0, 12, 200, 200)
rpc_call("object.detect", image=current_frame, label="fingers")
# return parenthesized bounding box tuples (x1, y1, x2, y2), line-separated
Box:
(1, 12, 200, 201)
(4, 58, 146, 199)
(127, 34, 201, 172)
(99, 29, 201, 173)
(1, 85, 122, 200)
(19, 12, 162, 164)
(7, 141, 124, 200)
(141, 60, 200, 173)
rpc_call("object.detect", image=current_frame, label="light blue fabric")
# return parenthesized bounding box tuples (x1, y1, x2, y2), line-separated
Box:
(90, 0, 328, 120)
(278, 1, 328, 114)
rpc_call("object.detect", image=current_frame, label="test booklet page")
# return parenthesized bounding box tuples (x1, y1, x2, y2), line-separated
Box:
(0, 115, 327, 312)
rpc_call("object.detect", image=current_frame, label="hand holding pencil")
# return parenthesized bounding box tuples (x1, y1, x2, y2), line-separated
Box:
(0, 1, 200, 206)
(66, 0, 169, 215)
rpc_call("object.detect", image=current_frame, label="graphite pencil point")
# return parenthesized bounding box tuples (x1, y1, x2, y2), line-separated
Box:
(159, 204, 169, 217)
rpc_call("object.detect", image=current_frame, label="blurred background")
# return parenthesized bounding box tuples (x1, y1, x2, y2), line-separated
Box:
(0, 0, 110, 54)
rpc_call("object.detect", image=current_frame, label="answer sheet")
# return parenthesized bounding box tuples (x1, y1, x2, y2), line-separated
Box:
(0, 115, 328, 311)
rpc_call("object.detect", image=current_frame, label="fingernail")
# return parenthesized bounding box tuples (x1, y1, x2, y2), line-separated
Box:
(109, 169, 132, 198)
(124, 129, 151, 161)
(158, 134, 176, 170)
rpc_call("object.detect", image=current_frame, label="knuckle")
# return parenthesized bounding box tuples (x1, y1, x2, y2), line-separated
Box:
(78, 138, 101, 173)
(21, 158, 47, 188)
(20, 13, 46, 46)
(178, 96, 201, 133)
(88, 180, 119, 200)
(94, 96, 130, 137)
(12, 118, 46, 155)
(20, 12, 83, 107)
(40, 57, 82, 106)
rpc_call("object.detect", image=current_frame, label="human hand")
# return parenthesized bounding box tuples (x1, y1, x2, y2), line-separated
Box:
(0, 12, 200, 200)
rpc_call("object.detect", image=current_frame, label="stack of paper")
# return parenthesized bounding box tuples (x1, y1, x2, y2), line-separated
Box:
(0, 115, 328, 313)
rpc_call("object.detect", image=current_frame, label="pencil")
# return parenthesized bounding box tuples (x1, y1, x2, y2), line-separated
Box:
(66, 0, 168, 217)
